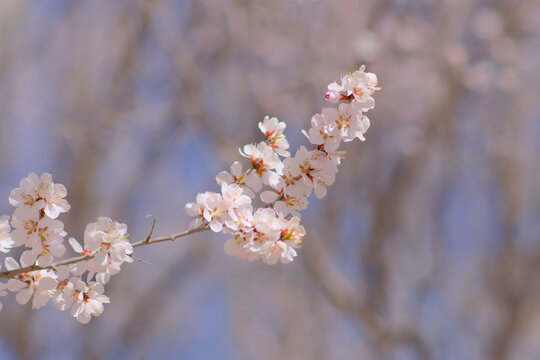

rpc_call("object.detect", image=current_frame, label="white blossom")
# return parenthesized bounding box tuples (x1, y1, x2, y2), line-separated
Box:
(260, 177, 308, 217)
(325, 66, 379, 111)
(288, 146, 319, 183)
(185, 192, 229, 232)
(67, 278, 110, 324)
(9, 172, 70, 219)
(302, 112, 341, 152)
(10, 205, 41, 247)
(224, 232, 259, 261)
(322, 102, 370, 142)
(281, 158, 313, 197)
(216, 161, 261, 197)
(260, 240, 297, 265)
(341, 66, 379, 110)
(26, 217, 66, 266)
(52, 277, 72, 311)
(10, 206, 66, 266)
(260, 216, 305, 265)
(259, 115, 290, 157)
(220, 182, 252, 221)
(223, 204, 254, 233)
(223, 209, 306, 265)
(5, 256, 57, 309)
(309, 150, 339, 199)
(80, 217, 132, 284)
(241, 142, 284, 186)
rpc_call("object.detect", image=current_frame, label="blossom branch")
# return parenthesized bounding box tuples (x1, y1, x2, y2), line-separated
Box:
(0, 223, 209, 279)
(0, 66, 379, 323)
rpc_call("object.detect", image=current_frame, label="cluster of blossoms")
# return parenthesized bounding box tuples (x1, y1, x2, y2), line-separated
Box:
(0, 66, 379, 322)
(0, 174, 131, 323)
(186, 67, 379, 264)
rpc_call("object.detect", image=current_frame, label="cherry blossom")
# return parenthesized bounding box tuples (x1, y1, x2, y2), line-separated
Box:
(325, 66, 379, 111)
(24, 217, 66, 267)
(322, 102, 370, 142)
(288, 146, 320, 183)
(9, 172, 70, 219)
(51, 266, 73, 311)
(302, 112, 341, 152)
(76, 217, 133, 284)
(260, 215, 305, 265)
(281, 158, 313, 197)
(224, 232, 258, 261)
(223, 204, 255, 232)
(341, 66, 379, 110)
(216, 161, 261, 198)
(5, 256, 57, 309)
(241, 142, 284, 186)
(260, 177, 309, 217)
(8, 173, 43, 207)
(9, 205, 41, 247)
(260, 239, 297, 265)
(259, 115, 291, 157)
(67, 278, 110, 324)
(220, 182, 252, 220)
(309, 151, 339, 199)
(222, 207, 306, 265)
(185, 192, 229, 232)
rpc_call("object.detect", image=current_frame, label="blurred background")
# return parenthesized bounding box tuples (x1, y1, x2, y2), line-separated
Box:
(0, 0, 539, 359)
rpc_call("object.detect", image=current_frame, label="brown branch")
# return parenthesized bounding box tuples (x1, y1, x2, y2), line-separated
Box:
(0, 223, 210, 279)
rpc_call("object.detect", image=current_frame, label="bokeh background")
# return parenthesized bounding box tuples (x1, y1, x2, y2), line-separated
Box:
(0, 0, 539, 359)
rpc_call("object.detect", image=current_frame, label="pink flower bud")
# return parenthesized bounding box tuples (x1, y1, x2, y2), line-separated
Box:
(325, 90, 341, 103)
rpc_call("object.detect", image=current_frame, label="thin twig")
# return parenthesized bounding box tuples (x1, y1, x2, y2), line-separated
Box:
(129, 255, 154, 268)
(144, 215, 157, 244)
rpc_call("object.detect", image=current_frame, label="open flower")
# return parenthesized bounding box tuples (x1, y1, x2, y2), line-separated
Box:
(10, 205, 41, 247)
(77, 217, 133, 284)
(241, 142, 284, 185)
(221, 182, 252, 220)
(324, 66, 379, 111)
(259, 116, 290, 157)
(302, 112, 341, 152)
(185, 192, 229, 232)
(216, 161, 261, 197)
(24, 216, 66, 267)
(341, 66, 379, 110)
(5, 256, 57, 309)
(9, 173, 70, 219)
(322, 102, 369, 142)
(67, 278, 110, 324)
